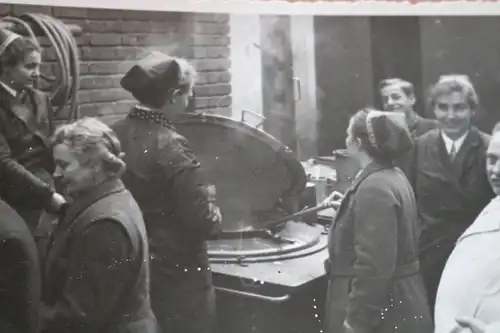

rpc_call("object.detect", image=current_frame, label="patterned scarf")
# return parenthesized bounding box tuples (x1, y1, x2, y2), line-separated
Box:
(127, 105, 175, 130)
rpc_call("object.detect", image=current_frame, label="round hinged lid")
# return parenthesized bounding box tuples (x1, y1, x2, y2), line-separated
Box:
(172, 113, 307, 233)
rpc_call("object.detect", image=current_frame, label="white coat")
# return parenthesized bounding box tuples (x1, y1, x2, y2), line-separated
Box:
(434, 196, 500, 333)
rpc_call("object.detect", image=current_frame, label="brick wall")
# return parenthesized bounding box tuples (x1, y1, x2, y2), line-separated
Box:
(0, 4, 232, 124)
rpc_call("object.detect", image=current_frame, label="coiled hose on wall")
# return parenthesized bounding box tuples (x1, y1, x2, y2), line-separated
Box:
(0, 12, 80, 127)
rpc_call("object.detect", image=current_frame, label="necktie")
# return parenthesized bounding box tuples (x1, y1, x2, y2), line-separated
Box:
(449, 141, 457, 161)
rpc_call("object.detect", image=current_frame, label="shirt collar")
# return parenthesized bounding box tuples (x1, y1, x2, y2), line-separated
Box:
(441, 130, 469, 154)
(406, 110, 421, 130)
(0, 80, 17, 97)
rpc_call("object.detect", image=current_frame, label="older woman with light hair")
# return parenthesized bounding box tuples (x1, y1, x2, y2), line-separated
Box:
(112, 51, 222, 333)
(40, 117, 158, 333)
(408, 74, 495, 314)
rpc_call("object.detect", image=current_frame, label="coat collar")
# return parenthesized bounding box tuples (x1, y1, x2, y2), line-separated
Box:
(61, 178, 126, 227)
(407, 110, 422, 133)
(332, 162, 391, 222)
(346, 161, 389, 194)
(0, 84, 51, 141)
(428, 126, 485, 179)
(431, 126, 483, 157)
(458, 196, 500, 242)
(45, 179, 126, 279)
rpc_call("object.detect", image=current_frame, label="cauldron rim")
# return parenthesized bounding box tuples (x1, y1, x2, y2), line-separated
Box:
(172, 112, 308, 233)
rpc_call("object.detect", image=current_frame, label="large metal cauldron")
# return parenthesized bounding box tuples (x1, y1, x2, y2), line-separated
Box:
(173, 113, 329, 333)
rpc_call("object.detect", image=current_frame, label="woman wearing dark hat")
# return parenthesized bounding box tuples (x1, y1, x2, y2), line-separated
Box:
(112, 51, 222, 333)
(323, 109, 433, 333)
(0, 28, 65, 234)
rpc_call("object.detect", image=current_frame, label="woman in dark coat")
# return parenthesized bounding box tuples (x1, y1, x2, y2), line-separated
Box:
(324, 108, 433, 333)
(111, 51, 222, 333)
(0, 29, 65, 233)
(0, 199, 41, 333)
(40, 117, 158, 333)
(408, 75, 495, 314)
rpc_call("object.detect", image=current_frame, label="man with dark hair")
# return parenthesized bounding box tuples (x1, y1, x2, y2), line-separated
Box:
(379, 78, 437, 138)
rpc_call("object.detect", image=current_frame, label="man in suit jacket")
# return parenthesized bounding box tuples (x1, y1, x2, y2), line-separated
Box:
(0, 199, 41, 333)
(408, 75, 495, 314)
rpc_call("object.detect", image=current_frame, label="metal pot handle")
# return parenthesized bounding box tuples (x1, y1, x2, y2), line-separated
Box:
(215, 286, 291, 304)
(241, 109, 266, 129)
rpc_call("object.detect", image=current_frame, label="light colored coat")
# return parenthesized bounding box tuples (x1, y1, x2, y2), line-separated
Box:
(435, 196, 500, 333)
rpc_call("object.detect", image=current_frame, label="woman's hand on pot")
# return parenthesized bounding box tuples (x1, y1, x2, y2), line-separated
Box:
(320, 191, 344, 209)
(47, 192, 66, 214)
(209, 203, 222, 223)
(52, 192, 66, 208)
(342, 320, 355, 333)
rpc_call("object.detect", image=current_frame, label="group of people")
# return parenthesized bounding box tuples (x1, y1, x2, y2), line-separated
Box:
(0, 29, 221, 333)
(2, 22, 500, 333)
(323, 75, 500, 333)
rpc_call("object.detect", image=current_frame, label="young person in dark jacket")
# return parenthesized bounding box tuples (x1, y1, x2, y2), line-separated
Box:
(379, 78, 438, 138)
(112, 51, 222, 333)
(408, 75, 495, 314)
(0, 29, 65, 234)
(379, 78, 438, 175)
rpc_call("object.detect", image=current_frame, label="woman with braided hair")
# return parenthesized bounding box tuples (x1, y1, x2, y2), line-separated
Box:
(323, 108, 433, 333)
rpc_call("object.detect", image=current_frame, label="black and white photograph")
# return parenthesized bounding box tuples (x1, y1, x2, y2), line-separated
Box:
(0, 1, 500, 332)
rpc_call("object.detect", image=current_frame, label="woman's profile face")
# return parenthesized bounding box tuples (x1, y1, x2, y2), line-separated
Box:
(345, 119, 360, 157)
(53, 143, 96, 196)
(4, 50, 41, 90)
(165, 86, 193, 116)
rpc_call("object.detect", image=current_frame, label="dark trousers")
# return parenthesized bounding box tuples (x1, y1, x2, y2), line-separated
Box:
(418, 238, 456, 315)
(150, 260, 218, 333)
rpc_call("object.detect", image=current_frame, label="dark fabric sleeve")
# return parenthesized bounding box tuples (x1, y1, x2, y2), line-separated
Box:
(41, 220, 136, 333)
(0, 234, 41, 333)
(345, 180, 399, 333)
(406, 139, 419, 193)
(157, 135, 218, 239)
(0, 131, 54, 209)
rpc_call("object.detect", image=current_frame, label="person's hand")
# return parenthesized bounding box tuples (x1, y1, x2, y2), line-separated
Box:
(208, 203, 223, 238)
(38, 302, 57, 331)
(343, 320, 355, 333)
(50, 192, 66, 212)
(456, 317, 486, 333)
(209, 203, 222, 223)
(320, 191, 344, 209)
